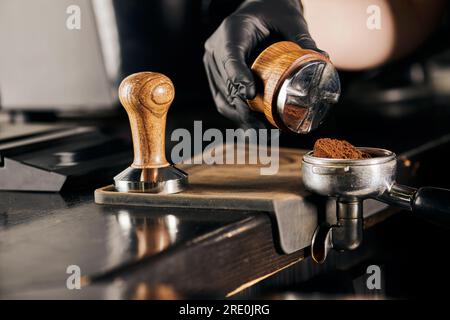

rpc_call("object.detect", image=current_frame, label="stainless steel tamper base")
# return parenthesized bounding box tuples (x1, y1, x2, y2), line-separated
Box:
(114, 166, 188, 194)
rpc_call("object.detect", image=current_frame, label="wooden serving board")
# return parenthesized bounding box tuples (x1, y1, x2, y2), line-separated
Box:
(95, 145, 389, 254)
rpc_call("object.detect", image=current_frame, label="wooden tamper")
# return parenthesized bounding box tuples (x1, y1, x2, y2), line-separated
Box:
(248, 41, 341, 134)
(114, 72, 188, 194)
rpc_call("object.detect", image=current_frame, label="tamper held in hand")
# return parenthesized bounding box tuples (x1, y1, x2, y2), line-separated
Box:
(248, 41, 341, 134)
(114, 72, 188, 194)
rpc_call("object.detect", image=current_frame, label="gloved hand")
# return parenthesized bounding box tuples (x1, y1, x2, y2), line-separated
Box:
(203, 0, 323, 129)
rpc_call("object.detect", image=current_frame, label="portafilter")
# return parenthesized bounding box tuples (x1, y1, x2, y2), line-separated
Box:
(301, 147, 450, 263)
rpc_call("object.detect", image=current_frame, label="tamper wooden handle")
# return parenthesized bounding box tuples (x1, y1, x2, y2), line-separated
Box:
(119, 72, 174, 169)
(248, 41, 335, 132)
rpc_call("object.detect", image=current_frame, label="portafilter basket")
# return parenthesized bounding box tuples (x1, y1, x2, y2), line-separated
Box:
(301, 147, 450, 263)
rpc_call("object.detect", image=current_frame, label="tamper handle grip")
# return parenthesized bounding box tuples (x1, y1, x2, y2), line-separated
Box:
(119, 72, 174, 168)
(412, 187, 450, 227)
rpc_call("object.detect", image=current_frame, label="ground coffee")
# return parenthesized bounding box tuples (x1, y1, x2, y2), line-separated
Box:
(313, 138, 371, 159)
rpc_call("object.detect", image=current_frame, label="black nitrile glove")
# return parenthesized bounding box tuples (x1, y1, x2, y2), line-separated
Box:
(203, 0, 322, 129)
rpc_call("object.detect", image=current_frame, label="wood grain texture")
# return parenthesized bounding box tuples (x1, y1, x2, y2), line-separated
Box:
(119, 72, 175, 169)
(248, 41, 330, 131)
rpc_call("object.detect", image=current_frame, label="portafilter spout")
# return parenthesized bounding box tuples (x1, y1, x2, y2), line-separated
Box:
(301, 148, 450, 263)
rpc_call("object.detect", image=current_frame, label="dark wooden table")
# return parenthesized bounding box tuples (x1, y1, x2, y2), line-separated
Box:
(0, 186, 311, 298)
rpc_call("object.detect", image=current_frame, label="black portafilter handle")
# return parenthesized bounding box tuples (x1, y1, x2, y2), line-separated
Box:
(412, 187, 450, 227)
(379, 184, 450, 228)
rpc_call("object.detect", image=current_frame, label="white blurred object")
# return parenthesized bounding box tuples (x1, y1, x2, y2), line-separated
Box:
(0, 0, 120, 112)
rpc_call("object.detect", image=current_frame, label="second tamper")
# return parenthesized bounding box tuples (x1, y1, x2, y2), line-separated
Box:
(114, 72, 188, 194)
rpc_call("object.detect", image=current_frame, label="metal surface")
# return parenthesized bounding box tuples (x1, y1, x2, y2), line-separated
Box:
(311, 222, 333, 264)
(302, 146, 450, 263)
(276, 60, 340, 133)
(311, 200, 364, 263)
(378, 183, 416, 210)
(302, 148, 399, 263)
(333, 200, 363, 251)
(114, 166, 188, 194)
(0, 124, 130, 192)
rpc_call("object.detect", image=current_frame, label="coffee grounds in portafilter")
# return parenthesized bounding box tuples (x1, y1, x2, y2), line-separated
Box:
(313, 138, 371, 160)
